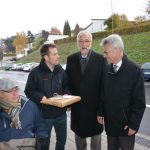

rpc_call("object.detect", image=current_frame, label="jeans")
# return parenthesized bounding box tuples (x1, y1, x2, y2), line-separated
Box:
(45, 113, 67, 150)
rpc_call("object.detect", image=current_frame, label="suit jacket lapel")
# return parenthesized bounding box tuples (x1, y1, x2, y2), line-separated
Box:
(74, 52, 82, 76)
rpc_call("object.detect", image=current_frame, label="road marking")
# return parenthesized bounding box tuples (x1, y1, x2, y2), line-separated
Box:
(146, 104, 150, 108)
(137, 132, 150, 141)
(17, 80, 26, 84)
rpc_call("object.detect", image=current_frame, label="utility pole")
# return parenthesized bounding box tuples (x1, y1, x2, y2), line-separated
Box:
(0, 51, 3, 67)
(111, 0, 114, 33)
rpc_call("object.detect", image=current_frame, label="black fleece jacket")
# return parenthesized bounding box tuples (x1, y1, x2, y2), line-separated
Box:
(25, 60, 70, 119)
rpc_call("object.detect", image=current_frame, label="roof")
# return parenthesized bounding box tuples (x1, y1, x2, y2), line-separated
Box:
(91, 19, 106, 20)
(82, 23, 92, 30)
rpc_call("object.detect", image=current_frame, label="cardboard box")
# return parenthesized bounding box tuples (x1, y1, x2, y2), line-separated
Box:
(40, 95, 81, 108)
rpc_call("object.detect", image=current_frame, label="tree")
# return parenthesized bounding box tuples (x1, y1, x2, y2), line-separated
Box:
(63, 21, 67, 35)
(134, 15, 146, 22)
(27, 30, 35, 43)
(50, 27, 61, 35)
(104, 13, 130, 30)
(104, 13, 119, 30)
(13, 32, 28, 55)
(41, 30, 49, 41)
(4, 37, 15, 53)
(145, 0, 150, 17)
(27, 30, 35, 51)
(117, 14, 131, 30)
(0, 39, 5, 51)
(0, 40, 4, 65)
(32, 36, 45, 51)
(73, 24, 81, 36)
(63, 20, 71, 36)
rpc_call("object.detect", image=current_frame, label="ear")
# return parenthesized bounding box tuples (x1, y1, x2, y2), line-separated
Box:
(44, 55, 48, 61)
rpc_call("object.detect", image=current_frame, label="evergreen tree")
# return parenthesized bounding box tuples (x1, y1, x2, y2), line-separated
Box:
(63, 21, 67, 35)
(73, 24, 81, 36)
(63, 20, 71, 36)
(27, 30, 34, 43)
(66, 20, 71, 36)
(42, 30, 49, 41)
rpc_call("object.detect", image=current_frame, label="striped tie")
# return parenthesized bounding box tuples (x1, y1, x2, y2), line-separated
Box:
(113, 64, 118, 72)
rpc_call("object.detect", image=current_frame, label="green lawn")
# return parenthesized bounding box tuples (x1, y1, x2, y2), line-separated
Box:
(19, 31, 150, 65)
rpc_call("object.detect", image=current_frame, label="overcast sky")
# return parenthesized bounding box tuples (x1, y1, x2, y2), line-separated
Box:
(0, 0, 147, 38)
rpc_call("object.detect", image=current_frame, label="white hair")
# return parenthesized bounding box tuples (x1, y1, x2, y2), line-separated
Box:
(77, 31, 92, 42)
(101, 34, 124, 51)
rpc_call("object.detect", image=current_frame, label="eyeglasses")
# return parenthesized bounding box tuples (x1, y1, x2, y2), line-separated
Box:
(103, 49, 112, 55)
(79, 40, 91, 43)
(2, 87, 19, 93)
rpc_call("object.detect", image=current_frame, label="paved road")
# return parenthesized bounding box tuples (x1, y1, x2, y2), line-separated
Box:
(145, 83, 150, 106)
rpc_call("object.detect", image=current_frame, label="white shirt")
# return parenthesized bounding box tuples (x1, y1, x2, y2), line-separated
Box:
(113, 59, 122, 72)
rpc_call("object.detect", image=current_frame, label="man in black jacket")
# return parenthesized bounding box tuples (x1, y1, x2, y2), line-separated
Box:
(25, 43, 70, 150)
(97, 34, 146, 150)
(66, 31, 105, 150)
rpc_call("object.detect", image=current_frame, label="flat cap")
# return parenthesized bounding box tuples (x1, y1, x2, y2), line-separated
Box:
(0, 78, 19, 91)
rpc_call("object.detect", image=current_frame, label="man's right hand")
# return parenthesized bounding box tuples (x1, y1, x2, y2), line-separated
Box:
(41, 96, 47, 101)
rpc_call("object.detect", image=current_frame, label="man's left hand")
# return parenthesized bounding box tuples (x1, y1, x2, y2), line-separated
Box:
(124, 125, 136, 136)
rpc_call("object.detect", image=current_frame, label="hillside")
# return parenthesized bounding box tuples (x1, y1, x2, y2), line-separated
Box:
(19, 31, 150, 65)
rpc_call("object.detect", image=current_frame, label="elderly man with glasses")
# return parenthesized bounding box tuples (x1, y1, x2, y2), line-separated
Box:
(98, 34, 146, 150)
(66, 31, 106, 150)
(0, 78, 49, 150)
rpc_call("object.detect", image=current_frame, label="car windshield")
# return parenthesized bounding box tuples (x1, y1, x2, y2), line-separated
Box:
(141, 63, 150, 69)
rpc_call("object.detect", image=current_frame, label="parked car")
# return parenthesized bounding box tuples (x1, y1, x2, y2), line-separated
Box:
(8, 57, 17, 61)
(11, 63, 23, 71)
(4, 63, 13, 71)
(23, 62, 39, 72)
(141, 62, 150, 81)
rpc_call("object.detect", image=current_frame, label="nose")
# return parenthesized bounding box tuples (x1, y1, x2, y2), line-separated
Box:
(81, 42, 87, 47)
(12, 91, 19, 97)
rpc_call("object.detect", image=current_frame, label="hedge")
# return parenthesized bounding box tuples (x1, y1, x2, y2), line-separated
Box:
(55, 23, 150, 44)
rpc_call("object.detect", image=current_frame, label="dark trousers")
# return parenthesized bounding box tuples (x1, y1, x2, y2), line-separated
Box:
(75, 134, 101, 150)
(107, 135, 135, 150)
(45, 113, 67, 150)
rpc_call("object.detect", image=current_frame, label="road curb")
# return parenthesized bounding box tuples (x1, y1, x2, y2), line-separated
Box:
(137, 132, 150, 141)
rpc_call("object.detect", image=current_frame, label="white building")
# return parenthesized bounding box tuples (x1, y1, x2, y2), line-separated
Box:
(16, 47, 29, 59)
(47, 35, 69, 43)
(83, 19, 107, 33)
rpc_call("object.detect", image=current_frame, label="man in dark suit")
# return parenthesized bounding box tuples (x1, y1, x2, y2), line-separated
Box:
(98, 34, 146, 150)
(66, 31, 105, 150)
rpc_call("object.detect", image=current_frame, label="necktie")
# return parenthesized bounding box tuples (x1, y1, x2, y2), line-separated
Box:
(113, 64, 118, 72)
(81, 58, 87, 73)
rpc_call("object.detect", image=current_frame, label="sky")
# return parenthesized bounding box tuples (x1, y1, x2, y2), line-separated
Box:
(0, 0, 147, 38)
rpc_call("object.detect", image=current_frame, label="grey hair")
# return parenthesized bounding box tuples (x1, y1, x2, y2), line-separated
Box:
(77, 31, 92, 42)
(101, 34, 124, 51)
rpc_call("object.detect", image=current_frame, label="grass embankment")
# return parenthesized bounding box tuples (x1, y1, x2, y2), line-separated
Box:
(18, 31, 150, 65)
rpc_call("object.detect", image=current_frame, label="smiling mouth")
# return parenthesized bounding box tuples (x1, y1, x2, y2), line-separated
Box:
(82, 47, 88, 50)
